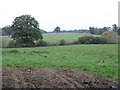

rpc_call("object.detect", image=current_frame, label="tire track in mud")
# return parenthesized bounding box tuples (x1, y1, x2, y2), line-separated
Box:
(43, 68, 84, 88)
(2, 68, 118, 88)
(2, 68, 36, 88)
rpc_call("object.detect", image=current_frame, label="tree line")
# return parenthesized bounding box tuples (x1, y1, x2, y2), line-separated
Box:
(2, 22, 120, 36)
(1, 14, 119, 47)
(53, 25, 120, 35)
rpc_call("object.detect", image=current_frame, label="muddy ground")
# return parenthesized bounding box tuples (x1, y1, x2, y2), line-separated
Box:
(2, 68, 118, 88)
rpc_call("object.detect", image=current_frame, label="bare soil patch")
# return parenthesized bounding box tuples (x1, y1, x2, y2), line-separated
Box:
(2, 68, 118, 88)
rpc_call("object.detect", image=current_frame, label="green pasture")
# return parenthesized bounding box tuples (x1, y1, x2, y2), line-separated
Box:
(2, 44, 118, 81)
(43, 33, 99, 43)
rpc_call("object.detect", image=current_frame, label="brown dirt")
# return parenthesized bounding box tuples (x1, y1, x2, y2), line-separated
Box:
(2, 68, 118, 88)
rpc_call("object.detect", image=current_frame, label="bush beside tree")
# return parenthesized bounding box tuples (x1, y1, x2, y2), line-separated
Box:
(36, 40, 49, 46)
(101, 31, 118, 44)
(59, 39, 66, 46)
(78, 36, 108, 44)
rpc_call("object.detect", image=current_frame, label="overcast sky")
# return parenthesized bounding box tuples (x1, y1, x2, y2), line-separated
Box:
(0, 0, 119, 31)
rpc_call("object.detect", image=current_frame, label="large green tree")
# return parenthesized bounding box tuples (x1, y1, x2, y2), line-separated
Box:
(11, 15, 42, 46)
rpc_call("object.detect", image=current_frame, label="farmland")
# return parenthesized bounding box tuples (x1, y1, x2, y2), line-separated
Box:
(1, 0, 119, 88)
(2, 33, 119, 88)
(2, 44, 118, 81)
(43, 33, 99, 43)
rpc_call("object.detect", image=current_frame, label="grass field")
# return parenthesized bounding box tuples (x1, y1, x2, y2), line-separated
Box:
(2, 44, 118, 81)
(43, 33, 99, 43)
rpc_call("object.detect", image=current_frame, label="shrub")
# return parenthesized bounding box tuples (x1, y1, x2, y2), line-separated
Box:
(49, 43, 58, 46)
(23, 42, 35, 47)
(36, 40, 49, 46)
(78, 36, 95, 44)
(15, 39, 35, 47)
(2, 40, 8, 48)
(8, 49, 19, 53)
(101, 31, 118, 43)
(93, 37, 108, 44)
(72, 40, 80, 44)
(7, 40, 16, 48)
(7, 39, 35, 48)
(59, 39, 66, 45)
(15, 39, 24, 47)
(78, 36, 108, 44)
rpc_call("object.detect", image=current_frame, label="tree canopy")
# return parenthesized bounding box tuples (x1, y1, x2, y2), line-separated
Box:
(89, 27, 109, 35)
(54, 26, 61, 33)
(11, 14, 42, 46)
